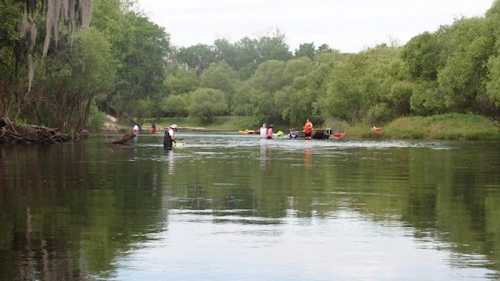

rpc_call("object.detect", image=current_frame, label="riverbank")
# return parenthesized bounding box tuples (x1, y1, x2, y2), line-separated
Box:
(145, 116, 261, 132)
(343, 114, 500, 140)
(144, 114, 500, 141)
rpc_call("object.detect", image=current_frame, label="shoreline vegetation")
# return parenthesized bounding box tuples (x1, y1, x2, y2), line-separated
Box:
(142, 113, 500, 141)
(2, 1, 500, 144)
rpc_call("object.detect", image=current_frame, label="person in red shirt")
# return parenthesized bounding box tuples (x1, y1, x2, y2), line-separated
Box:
(266, 124, 274, 139)
(304, 119, 313, 140)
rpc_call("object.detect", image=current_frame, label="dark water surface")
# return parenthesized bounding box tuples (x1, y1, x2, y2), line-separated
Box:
(1, 133, 500, 281)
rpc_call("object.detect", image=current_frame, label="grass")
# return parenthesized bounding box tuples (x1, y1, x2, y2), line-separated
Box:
(382, 113, 500, 140)
(323, 113, 500, 140)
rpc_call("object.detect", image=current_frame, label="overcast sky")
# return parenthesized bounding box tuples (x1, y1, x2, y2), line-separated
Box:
(137, 0, 494, 53)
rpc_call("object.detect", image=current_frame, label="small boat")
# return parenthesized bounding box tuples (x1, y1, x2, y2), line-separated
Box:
(371, 127, 383, 136)
(331, 132, 346, 141)
(239, 129, 257, 135)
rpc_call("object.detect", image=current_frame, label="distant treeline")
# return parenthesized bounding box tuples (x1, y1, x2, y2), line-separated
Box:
(2, 0, 500, 131)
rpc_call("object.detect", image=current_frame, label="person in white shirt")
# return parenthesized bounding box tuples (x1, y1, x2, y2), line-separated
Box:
(259, 123, 267, 139)
(163, 124, 177, 150)
(132, 124, 140, 135)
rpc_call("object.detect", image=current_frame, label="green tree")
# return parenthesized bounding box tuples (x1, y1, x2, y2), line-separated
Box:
(160, 94, 189, 117)
(200, 62, 239, 110)
(295, 43, 316, 58)
(214, 38, 240, 70)
(256, 32, 292, 62)
(177, 44, 218, 75)
(402, 32, 444, 81)
(437, 18, 495, 111)
(486, 53, 500, 107)
(410, 81, 446, 115)
(26, 28, 116, 131)
(165, 68, 199, 96)
(188, 88, 227, 123)
(251, 60, 286, 93)
(94, 7, 170, 120)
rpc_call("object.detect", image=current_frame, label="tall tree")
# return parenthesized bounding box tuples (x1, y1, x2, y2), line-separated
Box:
(295, 43, 316, 58)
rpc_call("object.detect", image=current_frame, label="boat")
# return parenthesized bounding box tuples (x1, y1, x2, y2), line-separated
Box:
(331, 132, 346, 141)
(239, 129, 257, 135)
(371, 127, 383, 136)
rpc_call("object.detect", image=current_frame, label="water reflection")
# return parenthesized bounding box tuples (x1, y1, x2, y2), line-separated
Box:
(165, 150, 175, 175)
(259, 139, 270, 170)
(304, 142, 313, 169)
(1, 136, 500, 280)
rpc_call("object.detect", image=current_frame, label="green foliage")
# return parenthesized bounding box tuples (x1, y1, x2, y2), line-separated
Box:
(188, 88, 228, 123)
(487, 53, 500, 107)
(410, 81, 446, 115)
(182, 32, 291, 79)
(232, 82, 259, 116)
(4, 0, 500, 134)
(295, 43, 316, 58)
(283, 57, 314, 83)
(22, 27, 116, 130)
(165, 68, 199, 95)
(388, 81, 414, 115)
(200, 62, 238, 110)
(92, 0, 170, 119)
(256, 32, 292, 62)
(88, 103, 106, 131)
(72, 28, 116, 98)
(437, 18, 495, 111)
(385, 113, 500, 140)
(402, 32, 444, 80)
(319, 47, 406, 122)
(367, 103, 394, 124)
(160, 95, 189, 117)
(177, 44, 218, 75)
(0, 1, 22, 72)
(251, 60, 286, 92)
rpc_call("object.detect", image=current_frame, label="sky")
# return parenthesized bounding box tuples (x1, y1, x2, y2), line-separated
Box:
(137, 0, 495, 53)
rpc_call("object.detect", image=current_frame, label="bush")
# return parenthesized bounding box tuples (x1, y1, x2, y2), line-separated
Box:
(188, 88, 227, 123)
(410, 81, 446, 115)
(367, 103, 394, 125)
(385, 113, 500, 140)
(87, 103, 106, 131)
(160, 95, 189, 117)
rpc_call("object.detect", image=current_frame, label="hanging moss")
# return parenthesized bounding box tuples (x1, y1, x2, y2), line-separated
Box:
(19, 0, 93, 91)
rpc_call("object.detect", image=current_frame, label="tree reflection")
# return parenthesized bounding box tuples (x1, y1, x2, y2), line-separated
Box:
(1, 141, 500, 279)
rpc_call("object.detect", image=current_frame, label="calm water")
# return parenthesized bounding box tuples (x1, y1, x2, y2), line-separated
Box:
(1, 133, 500, 281)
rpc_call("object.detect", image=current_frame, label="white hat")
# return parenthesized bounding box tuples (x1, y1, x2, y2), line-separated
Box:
(170, 124, 178, 129)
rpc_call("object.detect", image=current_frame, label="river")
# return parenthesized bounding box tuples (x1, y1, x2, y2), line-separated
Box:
(1, 133, 500, 281)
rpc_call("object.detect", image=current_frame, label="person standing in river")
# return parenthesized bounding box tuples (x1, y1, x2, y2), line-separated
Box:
(163, 124, 177, 150)
(266, 124, 274, 139)
(133, 124, 140, 135)
(260, 123, 267, 139)
(304, 119, 313, 140)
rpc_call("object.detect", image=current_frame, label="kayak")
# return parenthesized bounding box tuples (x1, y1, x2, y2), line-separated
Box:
(371, 127, 383, 136)
(239, 130, 257, 135)
(331, 132, 346, 141)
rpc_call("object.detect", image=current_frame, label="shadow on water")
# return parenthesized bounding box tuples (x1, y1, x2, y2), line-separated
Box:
(1, 134, 500, 280)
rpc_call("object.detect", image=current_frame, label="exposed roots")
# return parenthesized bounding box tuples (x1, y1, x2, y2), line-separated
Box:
(0, 117, 70, 144)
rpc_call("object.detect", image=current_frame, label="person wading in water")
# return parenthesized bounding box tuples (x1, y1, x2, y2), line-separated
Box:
(163, 124, 177, 150)
(304, 119, 313, 140)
